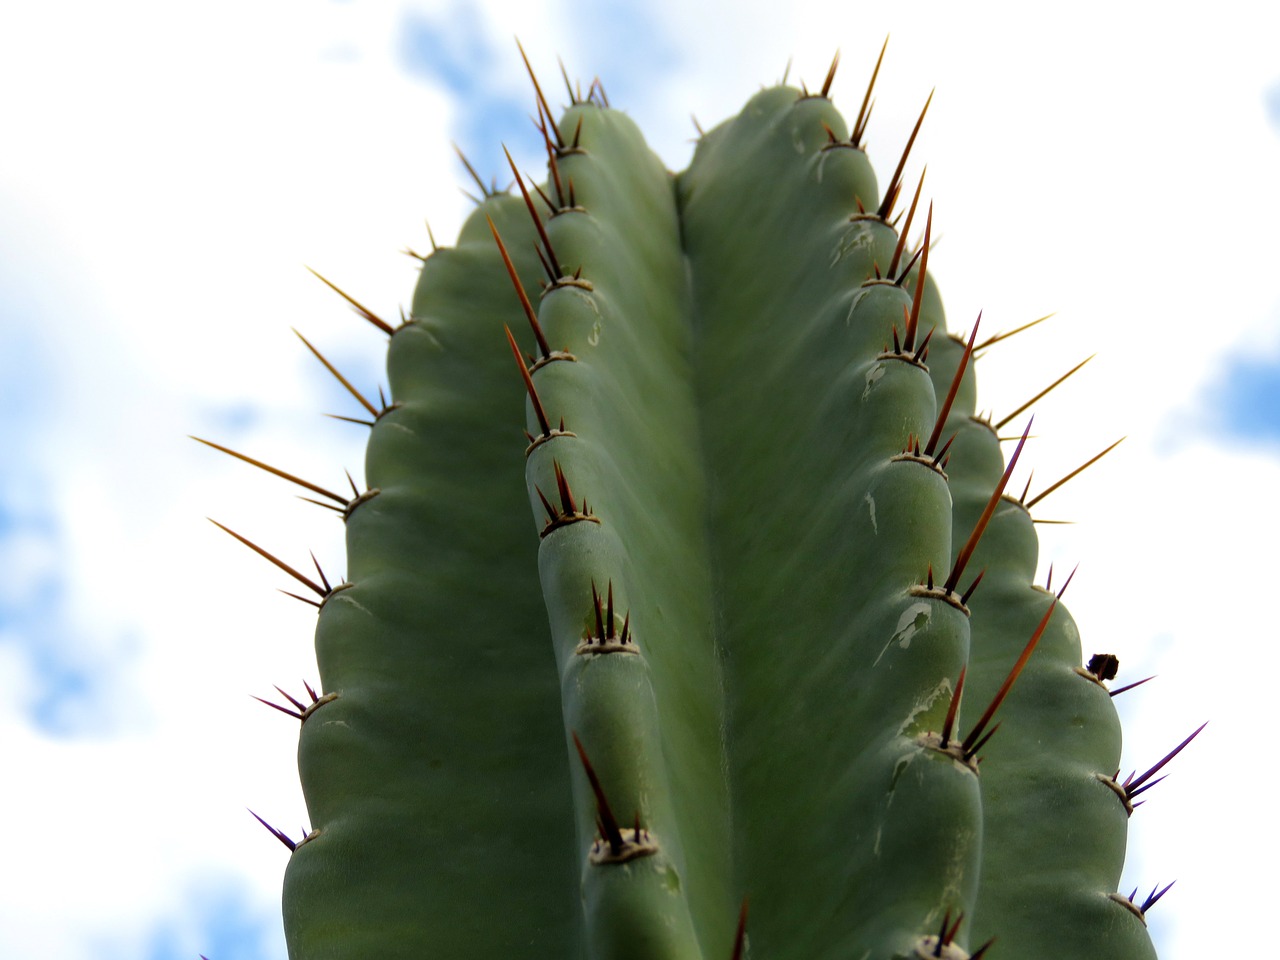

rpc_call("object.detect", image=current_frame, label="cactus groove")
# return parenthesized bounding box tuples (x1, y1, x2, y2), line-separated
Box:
(206, 45, 1194, 960)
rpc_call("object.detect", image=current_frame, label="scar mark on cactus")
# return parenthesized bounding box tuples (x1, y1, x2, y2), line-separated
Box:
(576, 580, 637, 655)
(862, 362, 887, 399)
(864, 491, 878, 533)
(832, 220, 877, 266)
(572, 732, 658, 864)
(874, 602, 931, 665)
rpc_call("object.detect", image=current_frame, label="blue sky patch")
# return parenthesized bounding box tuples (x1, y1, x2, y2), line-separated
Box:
(1267, 78, 1280, 133)
(398, 6, 530, 182)
(135, 880, 283, 960)
(1204, 350, 1280, 444)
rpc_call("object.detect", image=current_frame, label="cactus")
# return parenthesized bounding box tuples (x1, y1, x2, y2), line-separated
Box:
(202, 45, 1199, 960)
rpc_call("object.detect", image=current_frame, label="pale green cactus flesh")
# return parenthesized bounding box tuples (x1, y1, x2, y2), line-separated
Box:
(205, 49, 1195, 960)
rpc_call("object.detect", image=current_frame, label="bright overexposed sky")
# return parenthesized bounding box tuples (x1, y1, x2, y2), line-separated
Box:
(2, 2, 1278, 958)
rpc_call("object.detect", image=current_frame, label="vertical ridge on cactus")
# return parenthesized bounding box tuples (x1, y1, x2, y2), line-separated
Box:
(207, 45, 1193, 960)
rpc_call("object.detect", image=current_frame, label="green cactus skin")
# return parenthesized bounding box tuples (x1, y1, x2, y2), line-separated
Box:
(212, 51, 1181, 960)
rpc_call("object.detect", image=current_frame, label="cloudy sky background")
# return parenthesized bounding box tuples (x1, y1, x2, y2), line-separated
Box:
(2, 1, 1278, 957)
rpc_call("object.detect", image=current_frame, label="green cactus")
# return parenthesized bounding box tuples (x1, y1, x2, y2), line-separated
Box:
(202, 47, 1199, 960)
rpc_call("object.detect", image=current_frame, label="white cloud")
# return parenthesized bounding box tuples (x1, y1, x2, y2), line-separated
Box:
(1, 1, 1277, 957)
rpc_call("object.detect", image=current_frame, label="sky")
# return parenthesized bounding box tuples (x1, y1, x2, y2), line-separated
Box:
(1, 1, 1278, 957)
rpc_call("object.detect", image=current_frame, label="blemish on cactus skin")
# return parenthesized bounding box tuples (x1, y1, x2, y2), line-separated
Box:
(865, 491, 878, 533)
(875, 602, 932, 665)
(862, 362, 886, 399)
(831, 220, 876, 265)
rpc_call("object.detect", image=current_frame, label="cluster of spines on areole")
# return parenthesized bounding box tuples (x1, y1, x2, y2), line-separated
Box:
(909, 909, 995, 960)
(574, 580, 636, 656)
(892, 316, 980, 476)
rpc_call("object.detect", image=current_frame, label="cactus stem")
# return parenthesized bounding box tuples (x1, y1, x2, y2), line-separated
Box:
(944, 419, 1032, 595)
(487, 217, 552, 359)
(994, 355, 1094, 430)
(850, 36, 887, 147)
(960, 599, 1056, 760)
(887, 168, 926, 278)
(1024, 437, 1125, 509)
(1122, 722, 1208, 800)
(292, 329, 384, 419)
(730, 898, 749, 960)
(208, 519, 329, 598)
(877, 88, 934, 221)
(305, 267, 396, 336)
(820, 50, 841, 99)
(515, 38, 561, 148)
(1109, 675, 1155, 697)
(190, 437, 349, 507)
(924, 315, 979, 455)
